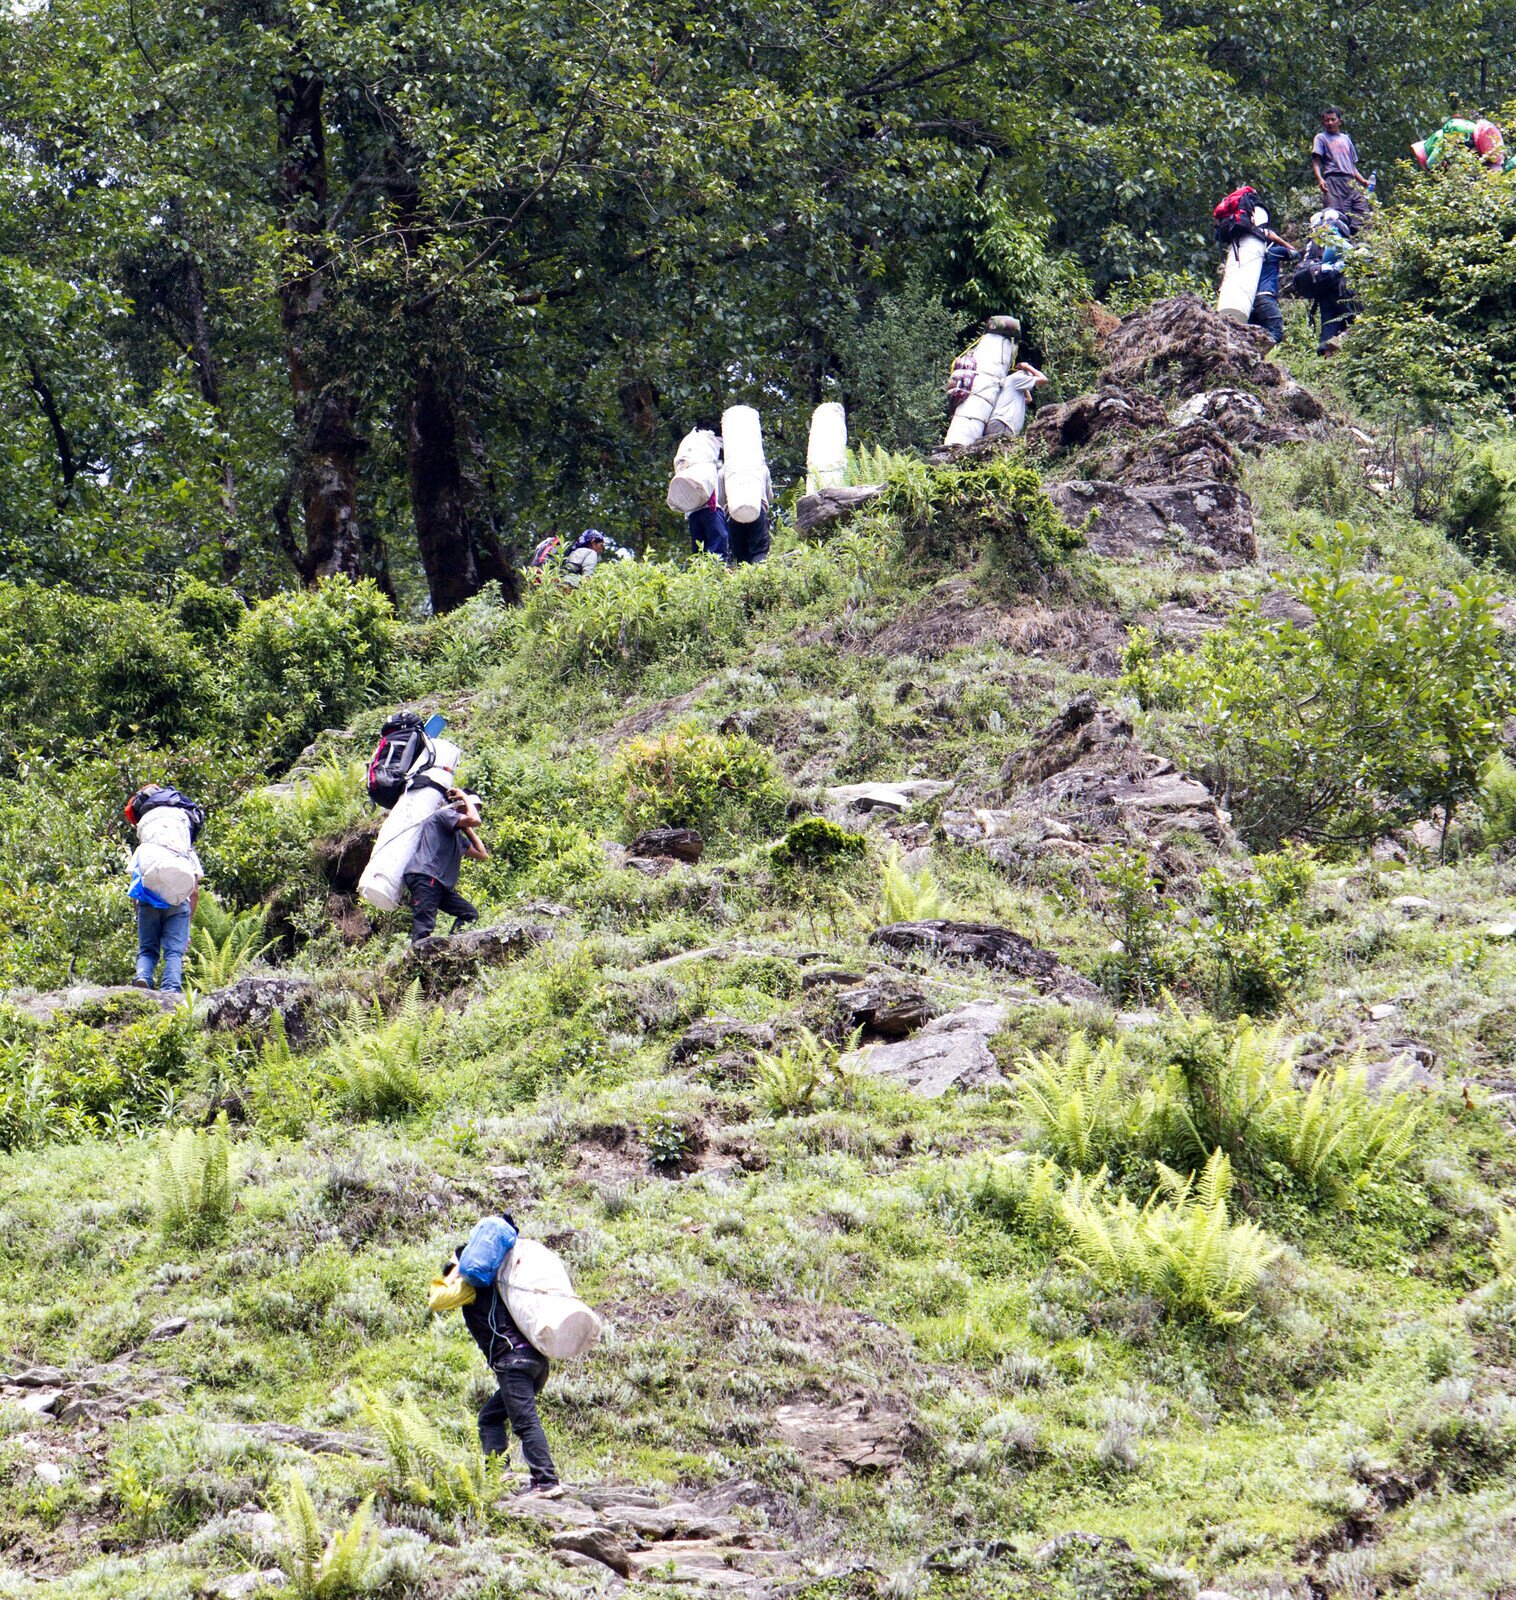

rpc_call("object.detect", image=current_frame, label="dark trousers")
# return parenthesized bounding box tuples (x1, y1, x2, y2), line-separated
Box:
(404, 873, 478, 943)
(1324, 177, 1372, 232)
(728, 506, 771, 565)
(687, 506, 730, 559)
(479, 1358, 557, 1485)
(1249, 291, 1283, 345)
(1318, 287, 1357, 350)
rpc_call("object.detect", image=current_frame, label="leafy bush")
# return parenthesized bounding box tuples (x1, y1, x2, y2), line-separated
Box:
(753, 1025, 865, 1116)
(230, 578, 395, 765)
(1444, 438, 1516, 570)
(291, 757, 371, 838)
(1186, 851, 1316, 1014)
(770, 816, 866, 872)
(1014, 1033, 1141, 1174)
(1093, 848, 1179, 1003)
(356, 1385, 488, 1516)
(841, 275, 965, 452)
(155, 1115, 234, 1242)
(329, 986, 438, 1121)
(1060, 1151, 1281, 1327)
(1127, 529, 1516, 848)
(880, 848, 942, 924)
(1478, 753, 1516, 849)
(1345, 150, 1516, 421)
(881, 454, 1081, 586)
(1494, 1210, 1516, 1286)
(613, 722, 786, 843)
(274, 1468, 379, 1599)
(188, 895, 273, 991)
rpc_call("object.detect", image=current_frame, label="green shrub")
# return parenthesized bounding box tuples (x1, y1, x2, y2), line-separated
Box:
(230, 577, 395, 764)
(274, 1468, 379, 1599)
(187, 894, 273, 991)
(753, 1025, 865, 1116)
(770, 816, 866, 872)
(329, 986, 438, 1121)
(1445, 439, 1516, 569)
(291, 757, 370, 838)
(356, 1384, 488, 1516)
(1060, 1150, 1281, 1327)
(1127, 528, 1516, 848)
(172, 577, 246, 645)
(1477, 753, 1516, 849)
(1093, 848, 1179, 1003)
(1186, 851, 1317, 1014)
(881, 454, 1081, 585)
(613, 722, 787, 843)
(248, 1012, 331, 1137)
(155, 1115, 234, 1242)
(880, 848, 943, 924)
(1014, 1033, 1141, 1174)
(1494, 1210, 1516, 1285)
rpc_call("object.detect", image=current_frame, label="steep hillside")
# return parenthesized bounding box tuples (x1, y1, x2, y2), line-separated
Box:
(2, 300, 1515, 1600)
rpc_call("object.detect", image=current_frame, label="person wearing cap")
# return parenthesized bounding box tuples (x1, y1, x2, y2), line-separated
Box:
(563, 529, 606, 585)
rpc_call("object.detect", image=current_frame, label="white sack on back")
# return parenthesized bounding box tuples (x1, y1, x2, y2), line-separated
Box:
(667, 429, 722, 514)
(943, 333, 1016, 448)
(805, 402, 847, 492)
(135, 806, 202, 905)
(1217, 207, 1269, 324)
(499, 1237, 603, 1359)
(358, 738, 461, 913)
(722, 405, 768, 524)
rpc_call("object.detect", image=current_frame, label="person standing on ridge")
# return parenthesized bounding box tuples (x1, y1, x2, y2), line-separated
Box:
(1312, 108, 1372, 231)
(125, 783, 204, 996)
(403, 786, 487, 943)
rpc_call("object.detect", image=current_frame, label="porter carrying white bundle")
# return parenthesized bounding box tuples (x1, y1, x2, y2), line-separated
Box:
(666, 429, 722, 514)
(721, 405, 768, 524)
(358, 738, 461, 912)
(499, 1237, 603, 1359)
(805, 402, 847, 492)
(943, 317, 1019, 449)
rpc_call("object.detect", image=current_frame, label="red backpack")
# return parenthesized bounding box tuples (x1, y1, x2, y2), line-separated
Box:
(1213, 186, 1262, 246)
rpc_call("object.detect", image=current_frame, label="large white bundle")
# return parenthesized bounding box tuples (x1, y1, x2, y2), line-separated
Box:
(499, 1237, 603, 1359)
(666, 429, 721, 514)
(805, 403, 847, 492)
(1217, 209, 1268, 323)
(135, 806, 201, 905)
(943, 332, 1016, 448)
(722, 405, 767, 524)
(358, 738, 461, 912)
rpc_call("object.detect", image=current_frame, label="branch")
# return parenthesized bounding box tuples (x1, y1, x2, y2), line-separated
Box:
(23, 355, 76, 505)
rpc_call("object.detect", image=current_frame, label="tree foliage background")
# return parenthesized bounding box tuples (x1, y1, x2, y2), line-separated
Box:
(0, 0, 1512, 611)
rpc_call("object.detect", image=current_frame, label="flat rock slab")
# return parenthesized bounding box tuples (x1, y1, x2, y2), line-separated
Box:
(670, 1019, 776, 1065)
(3, 986, 181, 1026)
(1047, 477, 1256, 566)
(628, 827, 704, 863)
(845, 1001, 1007, 1096)
(835, 980, 933, 1041)
(773, 1397, 908, 1480)
(396, 922, 549, 992)
(871, 920, 1101, 1000)
(825, 779, 951, 814)
(205, 974, 317, 1045)
(624, 1542, 801, 1588)
(795, 483, 883, 534)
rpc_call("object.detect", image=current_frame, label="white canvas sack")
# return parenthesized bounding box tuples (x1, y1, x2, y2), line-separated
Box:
(721, 405, 768, 523)
(1217, 206, 1269, 323)
(499, 1237, 603, 1359)
(357, 738, 461, 912)
(135, 806, 202, 905)
(805, 402, 847, 491)
(944, 332, 1016, 447)
(667, 429, 722, 514)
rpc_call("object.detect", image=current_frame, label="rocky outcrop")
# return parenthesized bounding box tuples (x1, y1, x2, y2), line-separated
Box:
(205, 973, 318, 1044)
(313, 825, 376, 892)
(870, 920, 1100, 999)
(2, 985, 181, 1026)
(1101, 292, 1291, 400)
(396, 921, 549, 992)
(1024, 385, 1169, 455)
(670, 1017, 776, 1065)
(628, 827, 704, 863)
(947, 693, 1230, 864)
(795, 483, 883, 533)
(824, 778, 952, 814)
(846, 999, 1008, 1096)
(1046, 478, 1256, 566)
(773, 1397, 910, 1478)
(835, 978, 933, 1041)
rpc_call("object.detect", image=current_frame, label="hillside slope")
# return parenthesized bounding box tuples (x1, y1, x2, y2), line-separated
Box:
(2, 300, 1515, 1600)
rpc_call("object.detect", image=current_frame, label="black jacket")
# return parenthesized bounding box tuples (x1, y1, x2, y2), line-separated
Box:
(461, 1282, 543, 1372)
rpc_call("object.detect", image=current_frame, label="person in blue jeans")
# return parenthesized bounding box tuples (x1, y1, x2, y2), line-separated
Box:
(126, 783, 204, 994)
(1250, 238, 1299, 346)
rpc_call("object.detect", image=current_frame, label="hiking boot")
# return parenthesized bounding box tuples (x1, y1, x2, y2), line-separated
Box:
(528, 1483, 565, 1500)
(131, 978, 151, 990)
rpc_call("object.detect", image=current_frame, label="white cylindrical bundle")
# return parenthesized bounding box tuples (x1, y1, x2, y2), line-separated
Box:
(666, 429, 722, 513)
(357, 738, 461, 912)
(722, 405, 768, 523)
(805, 402, 847, 491)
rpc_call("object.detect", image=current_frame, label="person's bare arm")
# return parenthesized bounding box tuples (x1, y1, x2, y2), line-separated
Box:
(190, 884, 200, 916)
(463, 832, 489, 862)
(1312, 153, 1328, 193)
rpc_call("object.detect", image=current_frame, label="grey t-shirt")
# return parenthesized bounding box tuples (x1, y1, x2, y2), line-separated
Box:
(407, 806, 464, 887)
(1313, 129, 1359, 179)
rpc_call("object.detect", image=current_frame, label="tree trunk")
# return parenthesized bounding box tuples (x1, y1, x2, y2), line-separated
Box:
(274, 67, 363, 583)
(180, 257, 240, 579)
(406, 364, 518, 612)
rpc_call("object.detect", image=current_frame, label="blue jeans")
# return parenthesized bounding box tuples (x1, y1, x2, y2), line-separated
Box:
(136, 901, 192, 991)
(687, 506, 730, 560)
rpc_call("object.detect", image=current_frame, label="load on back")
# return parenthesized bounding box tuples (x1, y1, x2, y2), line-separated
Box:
(125, 786, 206, 905)
(358, 711, 461, 912)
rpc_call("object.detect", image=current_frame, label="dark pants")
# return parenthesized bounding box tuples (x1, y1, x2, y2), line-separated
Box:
(1324, 177, 1372, 232)
(1318, 287, 1357, 350)
(404, 873, 478, 943)
(687, 506, 729, 559)
(479, 1357, 557, 1486)
(728, 507, 771, 565)
(1249, 291, 1283, 345)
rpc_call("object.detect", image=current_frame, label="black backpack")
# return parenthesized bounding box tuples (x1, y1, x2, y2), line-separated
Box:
(367, 712, 431, 808)
(125, 785, 206, 841)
